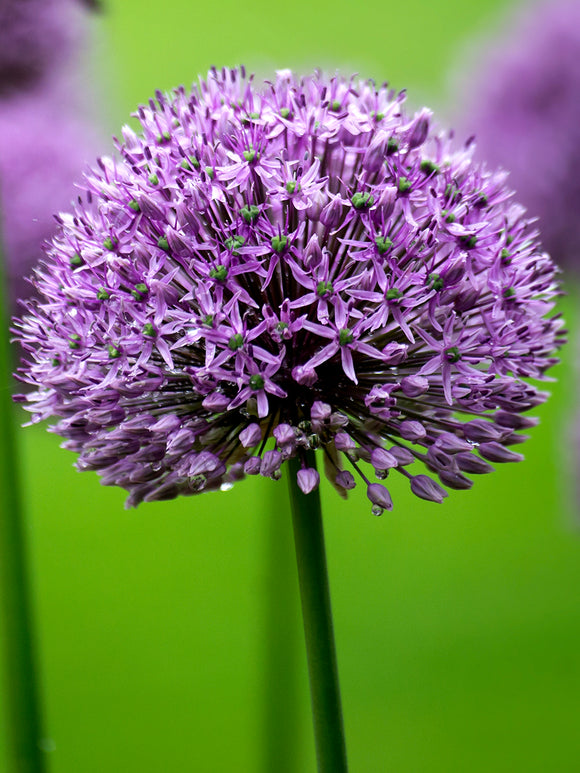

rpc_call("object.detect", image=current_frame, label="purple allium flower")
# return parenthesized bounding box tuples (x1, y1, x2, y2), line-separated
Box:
(453, 0, 580, 272)
(14, 68, 564, 511)
(0, 0, 87, 95)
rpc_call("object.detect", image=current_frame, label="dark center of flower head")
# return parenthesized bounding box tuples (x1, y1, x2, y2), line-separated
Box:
(17, 67, 563, 512)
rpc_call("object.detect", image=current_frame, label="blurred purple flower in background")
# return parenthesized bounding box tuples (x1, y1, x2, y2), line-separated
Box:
(0, 0, 100, 311)
(0, 89, 99, 305)
(15, 68, 564, 510)
(0, 0, 80, 94)
(454, 0, 580, 273)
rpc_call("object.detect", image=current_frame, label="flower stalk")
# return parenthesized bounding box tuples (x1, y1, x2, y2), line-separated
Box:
(0, 233, 46, 772)
(261, 483, 301, 773)
(287, 452, 348, 773)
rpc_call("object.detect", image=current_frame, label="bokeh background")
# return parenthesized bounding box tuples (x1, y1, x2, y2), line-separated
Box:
(1, 0, 579, 770)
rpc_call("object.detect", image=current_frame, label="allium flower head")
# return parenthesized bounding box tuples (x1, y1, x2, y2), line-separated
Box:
(15, 68, 564, 511)
(454, 0, 580, 272)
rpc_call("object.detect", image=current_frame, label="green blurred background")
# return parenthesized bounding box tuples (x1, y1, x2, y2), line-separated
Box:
(2, 0, 580, 770)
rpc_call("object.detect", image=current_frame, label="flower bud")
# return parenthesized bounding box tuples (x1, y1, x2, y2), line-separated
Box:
(455, 453, 494, 474)
(239, 423, 262, 448)
(297, 468, 320, 494)
(335, 470, 356, 489)
(463, 419, 503, 443)
(244, 457, 262, 475)
(202, 392, 230, 412)
(400, 375, 429, 397)
(367, 482, 393, 511)
(399, 420, 426, 441)
(334, 432, 356, 451)
(292, 365, 318, 386)
(438, 470, 472, 490)
(372, 186, 397, 222)
(303, 234, 322, 269)
(320, 196, 344, 228)
(410, 474, 447, 503)
(477, 442, 524, 463)
(274, 423, 295, 446)
(139, 193, 166, 221)
(406, 108, 431, 149)
(260, 449, 283, 476)
(362, 131, 390, 173)
(370, 447, 398, 470)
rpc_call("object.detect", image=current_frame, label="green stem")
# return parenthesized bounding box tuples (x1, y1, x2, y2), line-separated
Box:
(0, 238, 47, 772)
(261, 482, 300, 773)
(287, 452, 348, 773)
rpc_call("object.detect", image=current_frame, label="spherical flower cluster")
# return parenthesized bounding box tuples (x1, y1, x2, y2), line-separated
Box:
(454, 0, 580, 273)
(15, 68, 564, 511)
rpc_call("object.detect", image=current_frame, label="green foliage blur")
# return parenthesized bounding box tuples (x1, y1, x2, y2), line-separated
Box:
(2, 0, 580, 770)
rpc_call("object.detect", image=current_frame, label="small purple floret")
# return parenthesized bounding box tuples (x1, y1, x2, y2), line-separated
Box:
(410, 475, 448, 504)
(297, 468, 320, 495)
(240, 423, 262, 448)
(367, 483, 394, 514)
(14, 68, 563, 511)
